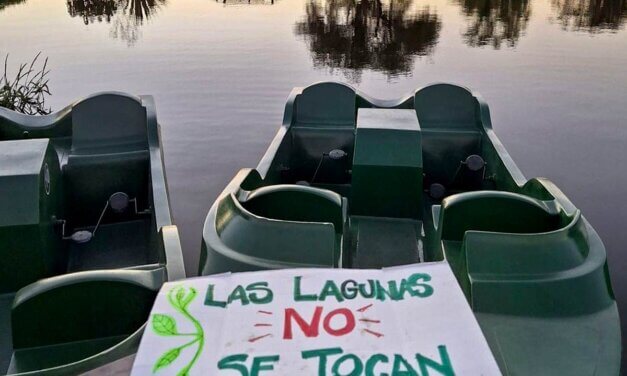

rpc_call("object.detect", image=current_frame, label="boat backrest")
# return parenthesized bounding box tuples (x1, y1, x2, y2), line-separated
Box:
(288, 83, 356, 184)
(293, 82, 356, 128)
(415, 84, 477, 129)
(414, 84, 483, 184)
(70, 94, 148, 154)
(64, 94, 150, 225)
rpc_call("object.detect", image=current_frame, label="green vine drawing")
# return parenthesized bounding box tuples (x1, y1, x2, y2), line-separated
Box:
(151, 286, 205, 375)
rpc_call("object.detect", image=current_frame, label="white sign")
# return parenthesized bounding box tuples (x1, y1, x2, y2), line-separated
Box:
(132, 262, 502, 375)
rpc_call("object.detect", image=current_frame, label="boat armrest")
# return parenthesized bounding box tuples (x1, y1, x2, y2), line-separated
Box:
(522, 177, 578, 215)
(160, 225, 186, 281)
(11, 268, 165, 349)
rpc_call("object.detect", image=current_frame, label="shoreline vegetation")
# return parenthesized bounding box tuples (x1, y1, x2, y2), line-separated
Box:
(0, 53, 51, 115)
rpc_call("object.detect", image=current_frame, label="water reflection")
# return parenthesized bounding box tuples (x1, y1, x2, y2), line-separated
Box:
(294, 0, 441, 81)
(66, 0, 166, 45)
(551, 0, 626, 32)
(215, 0, 275, 4)
(0, 0, 26, 11)
(455, 0, 531, 48)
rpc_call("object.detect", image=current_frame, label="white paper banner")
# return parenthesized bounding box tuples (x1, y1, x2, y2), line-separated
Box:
(131, 262, 501, 375)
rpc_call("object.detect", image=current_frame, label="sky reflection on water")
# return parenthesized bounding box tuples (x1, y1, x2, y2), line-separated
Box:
(35, 0, 626, 76)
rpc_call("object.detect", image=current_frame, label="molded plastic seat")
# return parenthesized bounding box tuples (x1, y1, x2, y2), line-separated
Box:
(414, 84, 483, 185)
(433, 190, 564, 295)
(288, 83, 356, 184)
(434, 191, 613, 317)
(9, 269, 164, 373)
(220, 194, 338, 266)
(242, 184, 345, 234)
(64, 94, 150, 224)
(202, 183, 347, 274)
(437, 191, 562, 241)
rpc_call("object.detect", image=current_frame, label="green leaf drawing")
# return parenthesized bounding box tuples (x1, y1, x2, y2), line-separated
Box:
(152, 286, 204, 374)
(180, 288, 197, 309)
(153, 314, 178, 336)
(175, 287, 186, 306)
(153, 347, 181, 373)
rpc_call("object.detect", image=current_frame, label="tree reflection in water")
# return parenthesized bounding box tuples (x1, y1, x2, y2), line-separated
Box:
(0, 0, 26, 12)
(551, 0, 626, 32)
(294, 0, 441, 81)
(216, 0, 276, 4)
(66, 0, 166, 45)
(455, 0, 531, 49)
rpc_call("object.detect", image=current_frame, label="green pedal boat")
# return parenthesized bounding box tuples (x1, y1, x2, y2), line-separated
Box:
(0, 93, 185, 375)
(199, 82, 621, 374)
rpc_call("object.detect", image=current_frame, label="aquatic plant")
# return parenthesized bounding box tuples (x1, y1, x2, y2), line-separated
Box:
(0, 53, 51, 115)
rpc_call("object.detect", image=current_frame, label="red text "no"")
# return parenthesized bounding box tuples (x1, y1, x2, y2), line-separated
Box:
(283, 306, 355, 339)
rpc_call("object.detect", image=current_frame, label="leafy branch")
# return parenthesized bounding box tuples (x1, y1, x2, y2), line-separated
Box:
(0, 53, 51, 115)
(152, 286, 205, 375)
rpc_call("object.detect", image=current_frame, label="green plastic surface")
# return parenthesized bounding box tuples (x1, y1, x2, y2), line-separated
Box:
(200, 82, 621, 375)
(352, 108, 422, 218)
(0, 93, 185, 375)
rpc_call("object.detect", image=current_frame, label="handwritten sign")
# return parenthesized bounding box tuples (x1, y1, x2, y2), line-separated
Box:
(131, 262, 502, 375)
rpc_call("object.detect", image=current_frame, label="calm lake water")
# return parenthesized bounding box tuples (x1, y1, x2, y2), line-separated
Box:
(1, 0, 626, 356)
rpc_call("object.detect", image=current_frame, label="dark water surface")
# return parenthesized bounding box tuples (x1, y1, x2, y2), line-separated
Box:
(1, 0, 626, 355)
